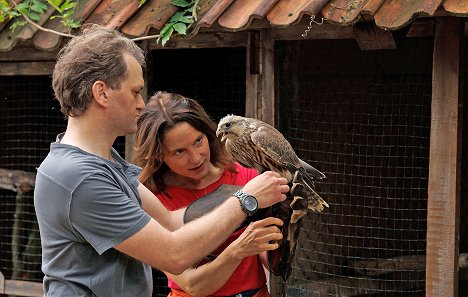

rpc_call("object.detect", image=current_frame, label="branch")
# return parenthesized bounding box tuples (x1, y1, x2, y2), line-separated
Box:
(7, 0, 195, 44)
(10, 0, 75, 38)
(192, 0, 200, 21)
(131, 34, 160, 42)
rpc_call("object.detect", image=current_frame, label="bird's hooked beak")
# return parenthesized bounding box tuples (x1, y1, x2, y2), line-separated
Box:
(216, 127, 228, 142)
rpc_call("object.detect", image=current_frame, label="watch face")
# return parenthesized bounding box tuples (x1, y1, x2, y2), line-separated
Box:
(244, 196, 258, 211)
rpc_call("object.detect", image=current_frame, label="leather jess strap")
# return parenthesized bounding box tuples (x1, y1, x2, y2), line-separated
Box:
(183, 184, 267, 227)
(183, 183, 295, 281)
(183, 184, 241, 223)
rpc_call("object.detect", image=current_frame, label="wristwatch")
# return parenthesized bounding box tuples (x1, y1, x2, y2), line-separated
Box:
(233, 190, 258, 216)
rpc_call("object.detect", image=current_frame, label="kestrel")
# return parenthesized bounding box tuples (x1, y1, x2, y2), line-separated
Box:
(216, 114, 329, 280)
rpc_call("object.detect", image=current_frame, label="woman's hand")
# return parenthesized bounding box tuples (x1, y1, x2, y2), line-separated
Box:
(165, 216, 283, 296)
(226, 217, 283, 261)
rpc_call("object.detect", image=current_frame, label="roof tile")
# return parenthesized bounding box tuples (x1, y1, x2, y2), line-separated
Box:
(0, 0, 467, 51)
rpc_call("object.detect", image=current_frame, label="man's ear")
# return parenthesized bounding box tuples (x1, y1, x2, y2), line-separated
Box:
(92, 80, 109, 107)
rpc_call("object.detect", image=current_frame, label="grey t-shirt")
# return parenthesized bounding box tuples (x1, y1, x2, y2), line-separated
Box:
(34, 135, 152, 296)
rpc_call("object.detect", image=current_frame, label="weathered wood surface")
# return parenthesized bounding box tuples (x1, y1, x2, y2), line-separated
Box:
(0, 168, 41, 296)
(0, 271, 43, 296)
(350, 253, 468, 276)
(259, 29, 276, 127)
(290, 272, 424, 296)
(0, 61, 55, 76)
(0, 168, 36, 192)
(245, 31, 260, 119)
(426, 17, 463, 297)
(150, 32, 248, 49)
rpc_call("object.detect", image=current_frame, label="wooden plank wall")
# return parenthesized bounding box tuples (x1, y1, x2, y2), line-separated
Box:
(426, 17, 463, 297)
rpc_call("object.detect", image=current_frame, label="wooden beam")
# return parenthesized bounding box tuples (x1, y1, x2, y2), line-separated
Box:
(0, 61, 54, 75)
(426, 17, 463, 297)
(149, 32, 247, 49)
(354, 22, 396, 50)
(0, 46, 58, 61)
(4, 280, 43, 296)
(125, 40, 151, 162)
(350, 254, 468, 277)
(259, 29, 276, 126)
(0, 272, 43, 296)
(245, 31, 260, 119)
(291, 273, 424, 296)
(271, 22, 355, 40)
(0, 168, 36, 192)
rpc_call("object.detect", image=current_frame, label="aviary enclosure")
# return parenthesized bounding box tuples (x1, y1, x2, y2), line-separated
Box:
(1, 32, 467, 297)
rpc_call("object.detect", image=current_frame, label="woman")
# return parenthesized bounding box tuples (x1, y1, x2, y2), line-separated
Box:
(133, 92, 280, 297)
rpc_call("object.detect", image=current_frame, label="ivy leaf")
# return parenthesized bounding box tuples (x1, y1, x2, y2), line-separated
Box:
(159, 22, 174, 36)
(28, 12, 41, 21)
(47, 0, 62, 12)
(173, 22, 186, 35)
(178, 16, 192, 23)
(66, 18, 81, 28)
(15, 2, 29, 13)
(60, 0, 77, 12)
(160, 26, 174, 46)
(31, 1, 48, 13)
(10, 20, 27, 31)
(171, 0, 191, 8)
(169, 11, 185, 22)
(157, 23, 172, 44)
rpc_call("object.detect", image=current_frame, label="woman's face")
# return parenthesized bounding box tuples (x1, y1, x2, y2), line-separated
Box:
(162, 122, 211, 181)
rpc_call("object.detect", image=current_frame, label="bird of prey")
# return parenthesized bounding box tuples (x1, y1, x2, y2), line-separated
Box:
(216, 114, 329, 281)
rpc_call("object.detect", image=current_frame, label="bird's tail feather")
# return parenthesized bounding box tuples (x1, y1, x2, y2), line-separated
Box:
(299, 158, 326, 180)
(292, 169, 329, 212)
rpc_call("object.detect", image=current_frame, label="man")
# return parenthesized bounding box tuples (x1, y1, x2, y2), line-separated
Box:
(34, 24, 289, 296)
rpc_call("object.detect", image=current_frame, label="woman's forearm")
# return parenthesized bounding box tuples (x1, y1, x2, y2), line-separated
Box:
(166, 249, 243, 297)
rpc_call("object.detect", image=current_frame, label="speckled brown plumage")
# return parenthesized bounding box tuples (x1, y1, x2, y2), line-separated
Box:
(216, 114, 329, 281)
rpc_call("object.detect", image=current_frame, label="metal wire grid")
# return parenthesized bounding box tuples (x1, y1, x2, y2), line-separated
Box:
(0, 76, 125, 285)
(277, 39, 432, 296)
(150, 47, 246, 123)
(150, 47, 247, 296)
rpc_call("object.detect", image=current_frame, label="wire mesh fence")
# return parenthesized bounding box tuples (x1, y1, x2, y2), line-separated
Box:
(0, 47, 247, 297)
(0, 76, 60, 284)
(1, 39, 465, 297)
(0, 76, 125, 290)
(150, 46, 247, 296)
(276, 39, 432, 296)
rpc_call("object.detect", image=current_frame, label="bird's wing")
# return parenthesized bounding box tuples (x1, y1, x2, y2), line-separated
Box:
(250, 123, 301, 170)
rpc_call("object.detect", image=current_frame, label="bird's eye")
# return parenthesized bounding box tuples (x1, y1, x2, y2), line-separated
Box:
(224, 123, 232, 129)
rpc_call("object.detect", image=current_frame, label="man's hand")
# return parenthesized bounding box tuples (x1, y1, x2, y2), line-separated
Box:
(241, 171, 289, 209)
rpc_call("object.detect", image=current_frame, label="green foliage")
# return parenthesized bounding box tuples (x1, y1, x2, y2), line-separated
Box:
(0, 0, 194, 45)
(157, 0, 197, 46)
(48, 0, 81, 30)
(0, 0, 80, 32)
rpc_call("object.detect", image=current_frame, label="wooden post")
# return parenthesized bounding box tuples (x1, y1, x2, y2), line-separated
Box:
(259, 29, 276, 126)
(426, 17, 463, 297)
(125, 40, 151, 162)
(245, 31, 260, 119)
